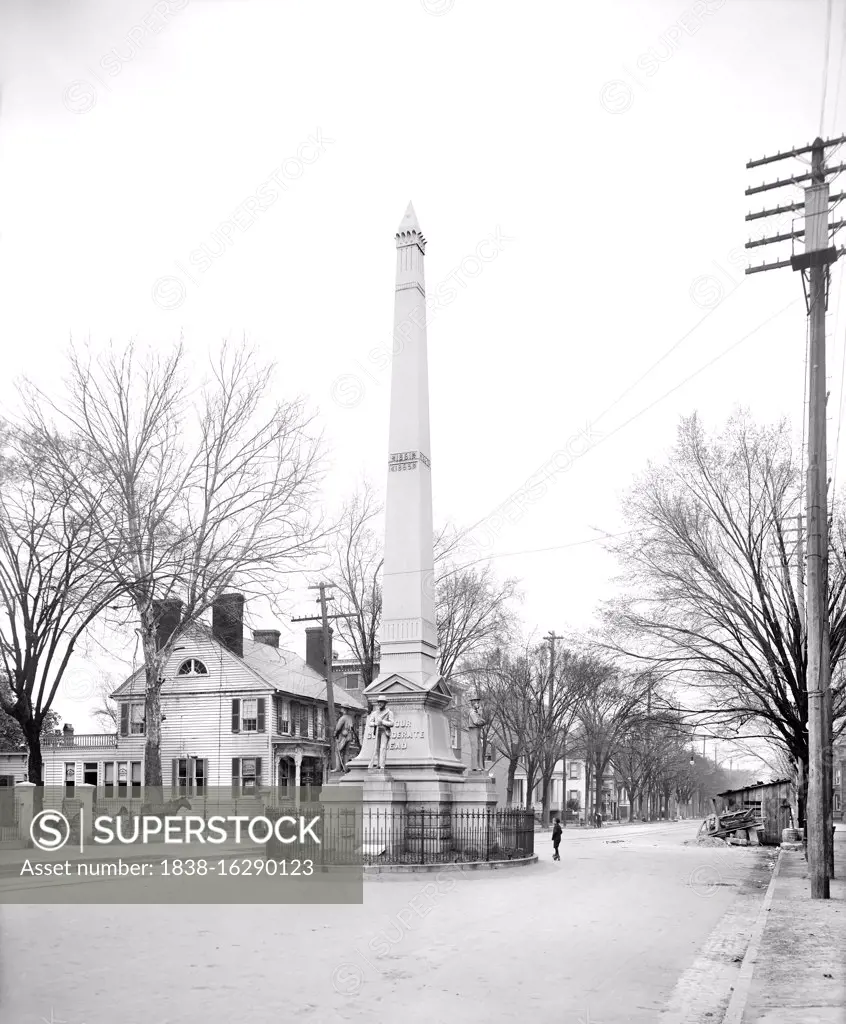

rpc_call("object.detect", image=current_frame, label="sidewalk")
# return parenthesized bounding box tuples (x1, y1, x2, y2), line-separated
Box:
(730, 830, 846, 1023)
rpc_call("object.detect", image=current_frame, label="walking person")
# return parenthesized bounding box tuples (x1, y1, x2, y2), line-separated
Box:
(552, 817, 562, 861)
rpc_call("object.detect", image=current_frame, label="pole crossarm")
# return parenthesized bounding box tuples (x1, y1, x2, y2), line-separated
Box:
(745, 246, 845, 275)
(745, 161, 846, 196)
(745, 219, 846, 249)
(746, 135, 846, 169)
(746, 192, 846, 222)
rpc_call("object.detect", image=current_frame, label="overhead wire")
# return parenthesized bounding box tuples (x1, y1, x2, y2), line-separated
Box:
(388, 297, 801, 580)
(573, 298, 801, 458)
(822, 0, 835, 136)
(382, 529, 645, 581)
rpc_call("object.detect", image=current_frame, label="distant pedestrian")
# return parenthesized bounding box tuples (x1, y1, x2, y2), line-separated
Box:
(595, 811, 602, 828)
(552, 817, 562, 860)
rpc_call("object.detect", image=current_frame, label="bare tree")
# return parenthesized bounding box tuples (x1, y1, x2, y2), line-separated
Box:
(89, 671, 121, 731)
(470, 646, 537, 806)
(436, 560, 520, 683)
(328, 493, 520, 690)
(27, 340, 326, 786)
(329, 482, 383, 686)
(611, 718, 653, 822)
(604, 411, 846, 833)
(531, 645, 589, 825)
(575, 661, 652, 826)
(0, 423, 124, 784)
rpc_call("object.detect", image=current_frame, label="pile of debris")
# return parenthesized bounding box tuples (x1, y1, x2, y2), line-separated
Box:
(696, 807, 764, 846)
(695, 835, 728, 848)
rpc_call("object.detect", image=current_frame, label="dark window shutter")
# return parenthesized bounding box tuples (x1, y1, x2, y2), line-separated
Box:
(257, 698, 266, 734)
(232, 757, 240, 798)
(171, 759, 177, 793)
(255, 757, 262, 785)
(120, 703, 129, 737)
(231, 698, 240, 733)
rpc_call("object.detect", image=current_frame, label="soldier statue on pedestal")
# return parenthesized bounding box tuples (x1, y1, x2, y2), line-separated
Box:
(468, 697, 488, 772)
(368, 699, 395, 770)
(334, 709, 358, 773)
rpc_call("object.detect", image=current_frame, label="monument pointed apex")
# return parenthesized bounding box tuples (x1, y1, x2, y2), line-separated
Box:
(398, 200, 421, 235)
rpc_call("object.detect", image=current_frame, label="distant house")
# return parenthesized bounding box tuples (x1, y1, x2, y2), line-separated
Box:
(332, 654, 373, 695)
(0, 752, 28, 787)
(834, 740, 845, 823)
(491, 757, 632, 821)
(41, 594, 365, 794)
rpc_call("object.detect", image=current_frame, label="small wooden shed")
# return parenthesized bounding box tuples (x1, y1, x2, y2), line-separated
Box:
(717, 778, 793, 846)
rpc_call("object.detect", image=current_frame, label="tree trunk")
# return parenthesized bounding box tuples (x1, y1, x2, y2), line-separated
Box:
(541, 774, 551, 825)
(594, 758, 604, 827)
(525, 759, 538, 810)
(823, 688, 834, 880)
(629, 786, 640, 823)
(23, 719, 44, 787)
(798, 754, 809, 861)
(142, 628, 164, 788)
(585, 761, 593, 824)
(505, 756, 518, 807)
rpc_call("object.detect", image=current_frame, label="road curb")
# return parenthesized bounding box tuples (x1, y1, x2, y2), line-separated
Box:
(364, 854, 538, 875)
(720, 847, 783, 1024)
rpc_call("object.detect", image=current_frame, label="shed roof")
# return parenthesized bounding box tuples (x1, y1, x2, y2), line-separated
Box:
(717, 778, 792, 797)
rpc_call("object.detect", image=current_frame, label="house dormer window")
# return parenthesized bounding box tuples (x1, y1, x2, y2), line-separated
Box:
(177, 659, 208, 676)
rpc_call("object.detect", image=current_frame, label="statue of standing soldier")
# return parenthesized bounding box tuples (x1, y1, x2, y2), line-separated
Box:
(468, 697, 488, 772)
(333, 709, 358, 773)
(368, 699, 395, 770)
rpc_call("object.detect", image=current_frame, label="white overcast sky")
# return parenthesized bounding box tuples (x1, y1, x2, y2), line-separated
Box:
(0, 0, 842, 755)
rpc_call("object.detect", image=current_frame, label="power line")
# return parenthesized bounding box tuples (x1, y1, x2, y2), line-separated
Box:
(590, 292, 740, 429)
(822, 0, 835, 135)
(453, 297, 798, 572)
(582, 298, 801, 455)
(381, 529, 644, 581)
(461, 288, 762, 544)
(832, 0, 846, 132)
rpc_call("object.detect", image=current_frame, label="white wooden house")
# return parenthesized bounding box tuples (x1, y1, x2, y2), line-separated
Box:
(41, 594, 365, 796)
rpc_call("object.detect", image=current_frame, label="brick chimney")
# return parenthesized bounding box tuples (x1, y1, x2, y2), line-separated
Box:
(305, 626, 332, 676)
(212, 593, 245, 658)
(253, 629, 280, 649)
(152, 598, 183, 651)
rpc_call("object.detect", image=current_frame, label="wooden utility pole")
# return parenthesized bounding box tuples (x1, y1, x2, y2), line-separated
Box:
(544, 631, 564, 826)
(785, 511, 809, 837)
(745, 135, 842, 898)
(293, 583, 343, 774)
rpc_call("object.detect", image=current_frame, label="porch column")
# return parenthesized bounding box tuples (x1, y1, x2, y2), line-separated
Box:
(294, 748, 303, 808)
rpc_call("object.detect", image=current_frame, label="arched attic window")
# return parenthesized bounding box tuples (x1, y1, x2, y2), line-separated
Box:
(177, 658, 209, 676)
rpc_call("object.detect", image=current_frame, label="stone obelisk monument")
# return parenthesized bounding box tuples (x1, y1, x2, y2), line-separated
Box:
(338, 204, 495, 817)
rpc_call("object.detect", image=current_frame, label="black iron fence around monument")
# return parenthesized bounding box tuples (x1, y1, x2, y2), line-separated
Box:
(265, 805, 535, 866)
